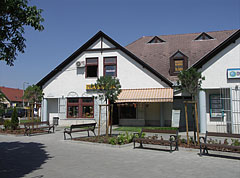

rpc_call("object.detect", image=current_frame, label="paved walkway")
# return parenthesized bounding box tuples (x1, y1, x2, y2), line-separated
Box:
(0, 128, 239, 178)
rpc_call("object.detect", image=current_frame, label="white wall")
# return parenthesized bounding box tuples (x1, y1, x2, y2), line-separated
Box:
(42, 37, 169, 99)
(200, 37, 240, 89)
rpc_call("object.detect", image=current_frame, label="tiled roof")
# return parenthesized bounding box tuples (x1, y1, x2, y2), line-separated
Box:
(0, 86, 23, 102)
(125, 30, 238, 81)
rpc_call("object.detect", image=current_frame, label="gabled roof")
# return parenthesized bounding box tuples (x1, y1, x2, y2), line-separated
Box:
(37, 31, 173, 87)
(0, 86, 23, 102)
(126, 29, 239, 81)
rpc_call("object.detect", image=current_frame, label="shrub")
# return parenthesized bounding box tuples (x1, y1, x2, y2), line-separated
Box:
(4, 119, 12, 130)
(231, 139, 240, 146)
(11, 107, 19, 130)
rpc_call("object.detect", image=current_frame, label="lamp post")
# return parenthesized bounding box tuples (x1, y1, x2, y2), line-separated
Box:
(23, 82, 29, 108)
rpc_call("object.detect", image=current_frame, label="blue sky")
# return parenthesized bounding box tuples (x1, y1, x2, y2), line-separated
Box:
(0, 0, 239, 89)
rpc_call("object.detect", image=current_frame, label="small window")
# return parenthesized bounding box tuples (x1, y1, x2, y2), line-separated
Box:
(86, 58, 98, 78)
(209, 94, 223, 120)
(170, 51, 188, 75)
(148, 36, 165, 43)
(195, 32, 214, 40)
(174, 59, 184, 72)
(104, 57, 117, 77)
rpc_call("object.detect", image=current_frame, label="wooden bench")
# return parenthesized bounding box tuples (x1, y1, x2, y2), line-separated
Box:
(64, 122, 96, 140)
(24, 121, 54, 136)
(199, 131, 240, 156)
(133, 129, 179, 153)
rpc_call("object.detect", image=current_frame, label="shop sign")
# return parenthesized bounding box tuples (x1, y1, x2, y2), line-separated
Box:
(86, 84, 115, 91)
(227, 68, 240, 79)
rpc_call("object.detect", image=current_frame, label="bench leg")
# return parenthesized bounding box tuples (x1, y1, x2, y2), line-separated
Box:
(140, 142, 143, 148)
(92, 130, 96, 136)
(170, 142, 173, 153)
(175, 141, 179, 151)
(87, 131, 90, 137)
(200, 144, 202, 156)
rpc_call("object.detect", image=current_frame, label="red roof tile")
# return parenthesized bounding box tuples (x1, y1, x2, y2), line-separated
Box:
(0, 86, 23, 102)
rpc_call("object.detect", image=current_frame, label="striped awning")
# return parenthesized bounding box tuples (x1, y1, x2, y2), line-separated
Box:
(115, 88, 173, 103)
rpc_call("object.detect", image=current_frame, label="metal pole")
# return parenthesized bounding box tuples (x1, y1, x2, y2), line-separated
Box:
(23, 82, 29, 108)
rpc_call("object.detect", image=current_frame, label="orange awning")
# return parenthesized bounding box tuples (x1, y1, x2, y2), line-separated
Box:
(115, 88, 173, 103)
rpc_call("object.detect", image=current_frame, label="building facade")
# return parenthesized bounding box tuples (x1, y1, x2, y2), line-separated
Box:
(38, 29, 240, 134)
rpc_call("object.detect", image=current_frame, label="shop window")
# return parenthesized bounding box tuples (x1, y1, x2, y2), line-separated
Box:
(81, 98, 94, 118)
(120, 103, 136, 119)
(104, 57, 117, 77)
(170, 51, 188, 75)
(209, 94, 223, 119)
(67, 97, 94, 118)
(67, 98, 80, 118)
(195, 32, 214, 40)
(86, 58, 98, 78)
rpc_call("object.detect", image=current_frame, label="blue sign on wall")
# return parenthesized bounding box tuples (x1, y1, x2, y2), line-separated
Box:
(227, 68, 240, 79)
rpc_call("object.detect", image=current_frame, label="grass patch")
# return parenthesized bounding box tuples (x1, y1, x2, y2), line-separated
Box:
(20, 118, 41, 124)
(114, 126, 178, 132)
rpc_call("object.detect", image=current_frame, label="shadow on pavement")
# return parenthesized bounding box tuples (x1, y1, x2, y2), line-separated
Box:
(0, 141, 51, 178)
(198, 153, 240, 160)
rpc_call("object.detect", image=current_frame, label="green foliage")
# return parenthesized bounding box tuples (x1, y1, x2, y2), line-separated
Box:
(0, 0, 44, 66)
(177, 68, 205, 98)
(11, 107, 19, 130)
(231, 139, 240, 146)
(93, 76, 121, 103)
(108, 132, 134, 145)
(23, 85, 43, 104)
(4, 119, 12, 130)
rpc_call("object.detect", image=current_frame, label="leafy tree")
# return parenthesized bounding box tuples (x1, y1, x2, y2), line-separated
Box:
(93, 76, 121, 135)
(23, 84, 43, 120)
(94, 76, 121, 103)
(177, 68, 205, 100)
(177, 68, 205, 144)
(11, 107, 19, 130)
(0, 0, 44, 66)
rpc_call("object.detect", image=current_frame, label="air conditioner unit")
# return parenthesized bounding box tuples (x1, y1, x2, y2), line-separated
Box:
(76, 61, 85, 67)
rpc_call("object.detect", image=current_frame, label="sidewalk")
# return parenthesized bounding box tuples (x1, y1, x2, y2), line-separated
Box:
(0, 127, 239, 178)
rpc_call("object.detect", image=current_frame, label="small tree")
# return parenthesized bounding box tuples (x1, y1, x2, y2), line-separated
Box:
(177, 68, 205, 100)
(177, 68, 205, 144)
(11, 107, 19, 130)
(23, 85, 43, 120)
(93, 76, 121, 135)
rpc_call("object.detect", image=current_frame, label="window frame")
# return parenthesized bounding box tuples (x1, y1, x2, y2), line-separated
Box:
(85, 57, 98, 78)
(104, 56, 117, 77)
(80, 97, 94, 118)
(67, 97, 94, 119)
(170, 51, 188, 76)
(67, 98, 80, 118)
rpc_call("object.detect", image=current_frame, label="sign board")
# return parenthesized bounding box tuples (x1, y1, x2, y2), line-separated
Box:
(227, 68, 240, 79)
(172, 110, 180, 127)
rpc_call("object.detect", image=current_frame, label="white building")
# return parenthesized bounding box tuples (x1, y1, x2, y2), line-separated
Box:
(38, 31, 173, 127)
(38, 29, 240, 133)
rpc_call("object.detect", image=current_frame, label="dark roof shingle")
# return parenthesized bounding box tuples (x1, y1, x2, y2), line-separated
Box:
(125, 30, 238, 81)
